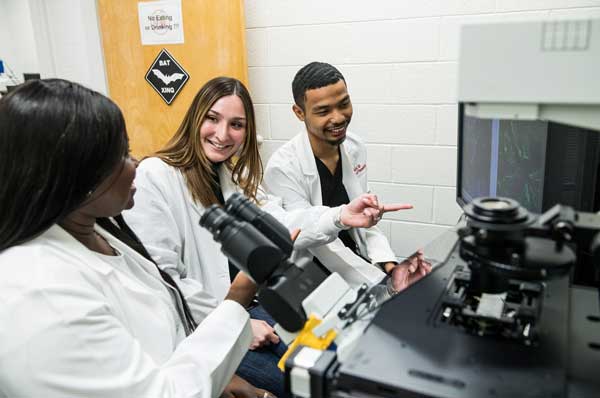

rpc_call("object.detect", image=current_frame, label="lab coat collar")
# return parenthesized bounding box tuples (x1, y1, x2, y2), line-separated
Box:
(339, 140, 363, 201)
(49, 223, 178, 303)
(297, 130, 318, 176)
(95, 223, 164, 282)
(296, 129, 363, 199)
(186, 163, 238, 218)
(218, 163, 239, 201)
(42, 224, 114, 276)
(96, 223, 188, 319)
(43, 224, 167, 287)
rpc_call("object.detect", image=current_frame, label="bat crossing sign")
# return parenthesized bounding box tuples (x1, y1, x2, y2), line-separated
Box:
(145, 48, 189, 105)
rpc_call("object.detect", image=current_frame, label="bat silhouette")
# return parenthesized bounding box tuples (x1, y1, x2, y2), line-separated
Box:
(151, 69, 185, 85)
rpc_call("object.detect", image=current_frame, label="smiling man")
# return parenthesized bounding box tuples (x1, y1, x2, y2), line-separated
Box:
(264, 62, 431, 294)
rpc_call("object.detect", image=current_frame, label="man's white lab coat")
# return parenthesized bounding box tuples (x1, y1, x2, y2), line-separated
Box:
(264, 131, 396, 287)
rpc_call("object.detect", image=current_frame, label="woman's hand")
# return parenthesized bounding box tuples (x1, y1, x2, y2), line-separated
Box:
(340, 193, 412, 228)
(249, 319, 280, 350)
(221, 374, 276, 398)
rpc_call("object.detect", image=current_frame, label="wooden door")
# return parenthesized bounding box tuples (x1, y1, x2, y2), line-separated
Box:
(97, 0, 248, 157)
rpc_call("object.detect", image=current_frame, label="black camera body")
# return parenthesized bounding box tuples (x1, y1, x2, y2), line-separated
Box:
(200, 193, 328, 332)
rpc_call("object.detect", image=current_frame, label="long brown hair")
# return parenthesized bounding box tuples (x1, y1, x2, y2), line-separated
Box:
(156, 77, 262, 207)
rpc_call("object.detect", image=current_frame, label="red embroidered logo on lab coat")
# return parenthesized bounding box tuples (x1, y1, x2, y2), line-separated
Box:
(353, 163, 366, 175)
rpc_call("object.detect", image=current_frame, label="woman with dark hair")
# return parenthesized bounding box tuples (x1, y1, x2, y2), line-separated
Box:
(124, 76, 409, 396)
(0, 79, 267, 398)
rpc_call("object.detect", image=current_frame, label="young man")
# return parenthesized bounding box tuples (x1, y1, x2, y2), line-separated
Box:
(264, 62, 431, 294)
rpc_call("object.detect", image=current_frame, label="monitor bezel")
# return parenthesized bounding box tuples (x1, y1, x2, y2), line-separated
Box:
(456, 102, 466, 209)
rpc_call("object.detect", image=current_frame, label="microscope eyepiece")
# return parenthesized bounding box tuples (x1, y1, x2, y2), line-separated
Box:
(225, 193, 294, 255)
(200, 204, 286, 284)
(198, 194, 329, 332)
(200, 205, 236, 240)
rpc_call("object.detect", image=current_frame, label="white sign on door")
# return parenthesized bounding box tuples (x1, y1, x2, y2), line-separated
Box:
(138, 0, 184, 45)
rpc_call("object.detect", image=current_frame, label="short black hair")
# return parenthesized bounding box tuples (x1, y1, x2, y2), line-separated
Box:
(292, 62, 345, 109)
(0, 78, 128, 250)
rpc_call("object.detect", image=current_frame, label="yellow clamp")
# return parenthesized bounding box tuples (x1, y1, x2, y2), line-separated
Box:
(277, 314, 337, 371)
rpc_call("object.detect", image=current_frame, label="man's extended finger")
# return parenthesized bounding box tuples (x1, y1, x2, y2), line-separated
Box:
(382, 203, 413, 212)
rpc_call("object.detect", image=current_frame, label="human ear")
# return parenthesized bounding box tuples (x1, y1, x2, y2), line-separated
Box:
(292, 104, 305, 122)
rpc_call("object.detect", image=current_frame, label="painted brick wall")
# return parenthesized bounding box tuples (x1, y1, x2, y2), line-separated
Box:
(244, 0, 600, 257)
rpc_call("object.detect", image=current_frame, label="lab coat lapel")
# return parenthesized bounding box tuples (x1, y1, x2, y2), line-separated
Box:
(340, 141, 363, 201)
(97, 225, 164, 284)
(98, 225, 185, 333)
(218, 164, 240, 200)
(185, 164, 237, 216)
(297, 131, 323, 206)
(43, 225, 114, 276)
(339, 139, 370, 258)
(44, 225, 163, 298)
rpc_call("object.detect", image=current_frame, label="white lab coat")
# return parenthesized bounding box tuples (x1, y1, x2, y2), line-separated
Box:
(0, 224, 252, 398)
(264, 131, 395, 286)
(124, 157, 343, 306)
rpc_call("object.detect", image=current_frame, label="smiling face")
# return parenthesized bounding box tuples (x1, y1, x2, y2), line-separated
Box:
(200, 95, 247, 163)
(293, 79, 353, 149)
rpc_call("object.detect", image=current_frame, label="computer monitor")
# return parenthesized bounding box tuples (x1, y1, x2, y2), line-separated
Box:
(456, 103, 600, 214)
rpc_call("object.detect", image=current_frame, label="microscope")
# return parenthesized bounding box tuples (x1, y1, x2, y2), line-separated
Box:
(200, 192, 326, 333)
(318, 18, 600, 398)
(440, 197, 599, 346)
(201, 18, 600, 398)
(201, 193, 600, 398)
(200, 193, 376, 339)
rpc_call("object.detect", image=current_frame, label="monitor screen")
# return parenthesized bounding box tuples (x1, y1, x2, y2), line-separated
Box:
(457, 104, 600, 214)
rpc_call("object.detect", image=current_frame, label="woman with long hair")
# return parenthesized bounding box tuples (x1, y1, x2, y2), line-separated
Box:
(0, 79, 270, 398)
(124, 76, 407, 396)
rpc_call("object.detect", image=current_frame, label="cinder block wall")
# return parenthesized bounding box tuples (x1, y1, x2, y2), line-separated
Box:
(244, 0, 600, 257)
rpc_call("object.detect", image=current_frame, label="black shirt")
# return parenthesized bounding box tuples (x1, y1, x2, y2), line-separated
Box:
(314, 153, 361, 257)
(209, 163, 239, 282)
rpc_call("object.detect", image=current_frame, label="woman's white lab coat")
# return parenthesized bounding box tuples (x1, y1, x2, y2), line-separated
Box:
(263, 131, 395, 286)
(0, 224, 252, 398)
(124, 157, 343, 306)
